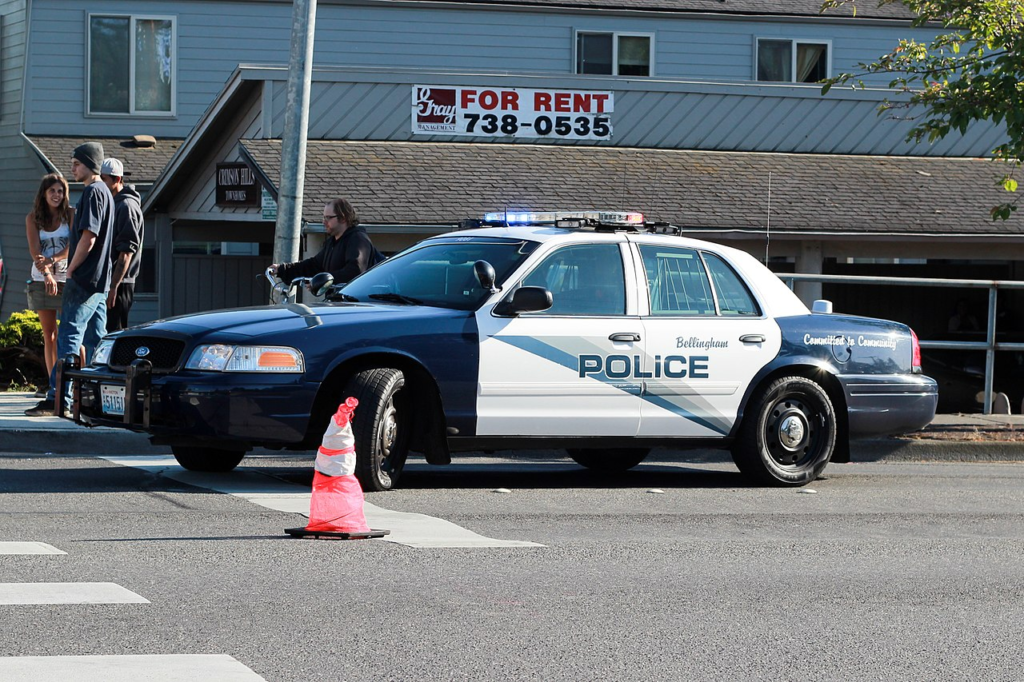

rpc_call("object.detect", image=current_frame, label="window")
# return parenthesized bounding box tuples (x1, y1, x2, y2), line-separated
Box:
(575, 32, 652, 77)
(756, 39, 829, 83)
(89, 14, 175, 115)
(702, 253, 760, 316)
(639, 246, 760, 317)
(342, 239, 538, 311)
(640, 246, 716, 316)
(522, 244, 625, 316)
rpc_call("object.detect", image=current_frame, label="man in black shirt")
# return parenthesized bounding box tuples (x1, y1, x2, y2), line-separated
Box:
(271, 198, 378, 286)
(27, 141, 115, 416)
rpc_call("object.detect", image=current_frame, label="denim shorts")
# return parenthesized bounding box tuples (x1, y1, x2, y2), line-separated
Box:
(26, 280, 64, 311)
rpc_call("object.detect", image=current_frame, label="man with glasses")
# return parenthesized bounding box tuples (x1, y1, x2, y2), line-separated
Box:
(270, 198, 381, 286)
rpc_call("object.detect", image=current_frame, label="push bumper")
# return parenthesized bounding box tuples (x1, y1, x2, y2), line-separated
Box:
(841, 374, 939, 438)
(57, 358, 319, 446)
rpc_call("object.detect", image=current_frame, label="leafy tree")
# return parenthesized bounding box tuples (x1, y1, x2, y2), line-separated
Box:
(821, 0, 1023, 219)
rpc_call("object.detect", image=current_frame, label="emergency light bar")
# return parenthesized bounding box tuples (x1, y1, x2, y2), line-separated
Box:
(481, 210, 645, 228)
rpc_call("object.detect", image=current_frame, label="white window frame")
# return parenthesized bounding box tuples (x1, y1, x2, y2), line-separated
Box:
(86, 13, 177, 117)
(753, 37, 832, 84)
(573, 30, 655, 77)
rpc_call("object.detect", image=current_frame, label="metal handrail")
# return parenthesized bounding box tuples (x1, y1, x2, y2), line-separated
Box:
(780, 273, 1024, 414)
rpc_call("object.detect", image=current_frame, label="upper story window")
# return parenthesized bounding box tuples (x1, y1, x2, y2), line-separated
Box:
(756, 38, 829, 83)
(575, 32, 653, 77)
(88, 14, 176, 116)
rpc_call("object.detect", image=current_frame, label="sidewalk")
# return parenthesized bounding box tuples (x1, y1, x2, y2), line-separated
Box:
(0, 391, 1021, 460)
(0, 391, 164, 455)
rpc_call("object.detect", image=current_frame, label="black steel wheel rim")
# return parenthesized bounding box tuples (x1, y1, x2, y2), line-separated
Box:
(763, 394, 824, 468)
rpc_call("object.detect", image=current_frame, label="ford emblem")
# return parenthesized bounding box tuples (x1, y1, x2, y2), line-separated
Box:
(135, 346, 151, 358)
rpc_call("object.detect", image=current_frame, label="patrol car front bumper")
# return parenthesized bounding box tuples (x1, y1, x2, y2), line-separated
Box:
(57, 358, 318, 447)
(840, 374, 939, 438)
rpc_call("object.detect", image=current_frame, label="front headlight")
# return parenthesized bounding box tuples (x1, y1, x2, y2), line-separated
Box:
(92, 338, 115, 366)
(185, 345, 304, 373)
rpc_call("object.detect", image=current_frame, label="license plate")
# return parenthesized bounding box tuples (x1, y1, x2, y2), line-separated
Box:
(101, 385, 126, 416)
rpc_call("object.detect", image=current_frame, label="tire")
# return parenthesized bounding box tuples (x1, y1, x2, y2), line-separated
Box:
(732, 376, 836, 486)
(344, 368, 411, 491)
(567, 448, 650, 473)
(171, 446, 246, 472)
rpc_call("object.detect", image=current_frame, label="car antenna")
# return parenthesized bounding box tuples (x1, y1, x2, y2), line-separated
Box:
(764, 171, 772, 265)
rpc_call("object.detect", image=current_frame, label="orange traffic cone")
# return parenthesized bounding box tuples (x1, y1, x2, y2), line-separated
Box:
(285, 398, 389, 540)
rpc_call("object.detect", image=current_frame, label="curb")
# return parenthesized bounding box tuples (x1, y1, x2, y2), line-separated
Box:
(850, 438, 1024, 463)
(0, 428, 167, 456)
(2, 427, 1021, 463)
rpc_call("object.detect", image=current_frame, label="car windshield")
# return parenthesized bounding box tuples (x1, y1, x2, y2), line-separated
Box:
(339, 238, 539, 310)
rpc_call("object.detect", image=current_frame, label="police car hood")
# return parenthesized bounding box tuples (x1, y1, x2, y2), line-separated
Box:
(125, 303, 463, 341)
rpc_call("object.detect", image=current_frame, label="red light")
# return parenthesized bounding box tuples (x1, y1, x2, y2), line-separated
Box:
(910, 329, 922, 372)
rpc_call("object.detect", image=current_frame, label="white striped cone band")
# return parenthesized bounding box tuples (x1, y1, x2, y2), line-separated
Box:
(315, 445, 357, 477)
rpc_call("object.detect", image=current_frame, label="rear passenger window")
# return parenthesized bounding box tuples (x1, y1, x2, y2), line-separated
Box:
(639, 245, 715, 316)
(702, 252, 761, 316)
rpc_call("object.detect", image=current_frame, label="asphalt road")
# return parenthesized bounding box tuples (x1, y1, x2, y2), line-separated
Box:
(2, 450, 1023, 681)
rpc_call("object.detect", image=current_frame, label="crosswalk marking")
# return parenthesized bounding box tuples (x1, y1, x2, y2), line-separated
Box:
(102, 456, 544, 548)
(0, 542, 65, 555)
(0, 582, 149, 605)
(0, 654, 266, 681)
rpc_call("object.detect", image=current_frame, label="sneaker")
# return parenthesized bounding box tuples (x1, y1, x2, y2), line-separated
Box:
(33, 387, 47, 399)
(24, 400, 55, 417)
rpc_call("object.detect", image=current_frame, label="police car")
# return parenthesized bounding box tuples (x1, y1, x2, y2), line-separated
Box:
(61, 210, 938, 490)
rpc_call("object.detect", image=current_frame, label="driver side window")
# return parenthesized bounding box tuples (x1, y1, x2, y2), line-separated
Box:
(521, 243, 625, 316)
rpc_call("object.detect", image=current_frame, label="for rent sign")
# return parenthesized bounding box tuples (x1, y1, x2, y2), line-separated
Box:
(412, 85, 614, 140)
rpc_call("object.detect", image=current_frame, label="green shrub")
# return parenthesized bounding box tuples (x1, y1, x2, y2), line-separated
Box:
(0, 310, 44, 351)
(0, 310, 47, 389)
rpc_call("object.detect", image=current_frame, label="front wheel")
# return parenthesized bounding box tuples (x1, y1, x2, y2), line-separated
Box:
(344, 368, 411, 491)
(731, 376, 836, 486)
(171, 446, 246, 472)
(567, 448, 650, 473)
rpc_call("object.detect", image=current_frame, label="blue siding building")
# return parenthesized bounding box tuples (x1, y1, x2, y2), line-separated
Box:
(1, 0, 1019, 337)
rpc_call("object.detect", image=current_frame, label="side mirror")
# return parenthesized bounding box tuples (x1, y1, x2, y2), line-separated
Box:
(474, 260, 498, 294)
(494, 286, 553, 316)
(309, 272, 335, 297)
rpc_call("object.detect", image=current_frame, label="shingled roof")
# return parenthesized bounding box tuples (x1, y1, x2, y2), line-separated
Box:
(27, 136, 184, 184)
(429, 0, 917, 20)
(239, 139, 1019, 237)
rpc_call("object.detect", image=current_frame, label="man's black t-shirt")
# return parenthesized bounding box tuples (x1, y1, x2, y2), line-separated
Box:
(70, 182, 115, 294)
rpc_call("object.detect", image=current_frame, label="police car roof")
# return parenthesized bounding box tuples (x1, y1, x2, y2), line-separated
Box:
(433, 223, 740, 253)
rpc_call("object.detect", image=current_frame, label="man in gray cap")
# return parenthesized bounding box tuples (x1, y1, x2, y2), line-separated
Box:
(100, 157, 144, 332)
(26, 141, 115, 416)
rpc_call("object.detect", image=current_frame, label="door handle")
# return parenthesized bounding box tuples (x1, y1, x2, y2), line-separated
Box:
(609, 333, 641, 342)
(739, 334, 766, 344)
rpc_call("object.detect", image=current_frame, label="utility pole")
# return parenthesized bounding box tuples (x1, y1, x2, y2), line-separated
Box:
(272, 0, 317, 302)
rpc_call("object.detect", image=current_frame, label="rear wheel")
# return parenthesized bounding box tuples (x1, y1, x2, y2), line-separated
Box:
(732, 376, 836, 486)
(344, 368, 411, 491)
(171, 446, 246, 472)
(567, 448, 650, 473)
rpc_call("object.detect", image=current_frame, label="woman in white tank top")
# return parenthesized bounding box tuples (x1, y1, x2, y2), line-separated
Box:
(25, 173, 73, 384)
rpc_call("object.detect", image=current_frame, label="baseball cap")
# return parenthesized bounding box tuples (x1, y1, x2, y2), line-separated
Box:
(100, 158, 128, 177)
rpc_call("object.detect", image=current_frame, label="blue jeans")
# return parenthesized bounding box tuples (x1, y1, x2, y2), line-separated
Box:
(47, 278, 108, 407)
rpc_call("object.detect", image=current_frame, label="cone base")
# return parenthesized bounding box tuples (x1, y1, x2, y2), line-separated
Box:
(285, 527, 390, 540)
